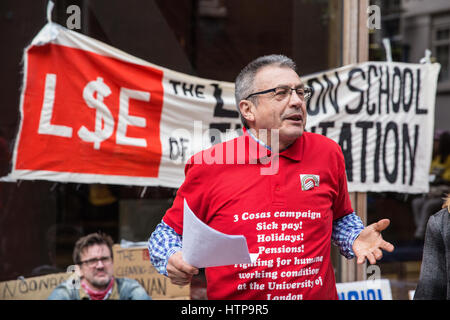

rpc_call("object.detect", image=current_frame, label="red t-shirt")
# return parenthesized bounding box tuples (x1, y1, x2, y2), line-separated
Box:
(163, 131, 353, 300)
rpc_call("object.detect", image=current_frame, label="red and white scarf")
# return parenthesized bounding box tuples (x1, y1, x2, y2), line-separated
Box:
(81, 277, 114, 300)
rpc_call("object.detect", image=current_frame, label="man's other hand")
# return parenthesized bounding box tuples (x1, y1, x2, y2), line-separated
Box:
(167, 251, 199, 286)
(352, 219, 395, 264)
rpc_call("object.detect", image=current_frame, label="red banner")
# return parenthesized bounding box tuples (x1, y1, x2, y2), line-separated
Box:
(17, 44, 164, 177)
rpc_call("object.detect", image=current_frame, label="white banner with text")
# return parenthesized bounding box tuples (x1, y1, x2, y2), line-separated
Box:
(10, 22, 440, 193)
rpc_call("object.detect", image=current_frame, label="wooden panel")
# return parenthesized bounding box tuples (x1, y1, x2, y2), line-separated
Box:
(339, 0, 369, 284)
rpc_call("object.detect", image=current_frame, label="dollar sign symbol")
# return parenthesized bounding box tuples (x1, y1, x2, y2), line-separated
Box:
(78, 77, 114, 150)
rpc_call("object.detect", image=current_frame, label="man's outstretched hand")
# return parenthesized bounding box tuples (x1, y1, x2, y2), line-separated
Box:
(352, 219, 395, 264)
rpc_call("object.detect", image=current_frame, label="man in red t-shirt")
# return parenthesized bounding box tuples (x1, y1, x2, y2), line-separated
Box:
(149, 55, 394, 300)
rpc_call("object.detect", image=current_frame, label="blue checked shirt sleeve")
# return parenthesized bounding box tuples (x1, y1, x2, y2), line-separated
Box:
(331, 212, 364, 259)
(148, 221, 182, 276)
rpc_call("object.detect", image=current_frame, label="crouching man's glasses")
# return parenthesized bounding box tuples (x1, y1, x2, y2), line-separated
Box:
(245, 85, 312, 102)
(79, 256, 112, 268)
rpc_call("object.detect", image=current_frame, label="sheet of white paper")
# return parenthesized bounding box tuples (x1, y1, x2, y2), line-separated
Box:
(182, 199, 258, 268)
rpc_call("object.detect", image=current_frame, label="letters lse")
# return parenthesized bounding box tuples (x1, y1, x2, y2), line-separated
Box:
(16, 44, 164, 177)
(39, 74, 149, 149)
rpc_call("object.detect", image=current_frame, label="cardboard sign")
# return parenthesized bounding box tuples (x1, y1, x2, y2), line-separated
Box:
(336, 279, 392, 300)
(112, 245, 190, 300)
(0, 273, 69, 300)
(0, 245, 189, 300)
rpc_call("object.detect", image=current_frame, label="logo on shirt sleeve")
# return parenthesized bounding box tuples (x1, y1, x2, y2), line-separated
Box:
(300, 174, 320, 191)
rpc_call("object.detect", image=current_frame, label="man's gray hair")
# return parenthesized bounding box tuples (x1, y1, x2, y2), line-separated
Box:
(234, 54, 297, 128)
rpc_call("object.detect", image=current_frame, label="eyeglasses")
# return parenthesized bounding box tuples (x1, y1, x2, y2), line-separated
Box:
(79, 256, 112, 268)
(245, 85, 312, 102)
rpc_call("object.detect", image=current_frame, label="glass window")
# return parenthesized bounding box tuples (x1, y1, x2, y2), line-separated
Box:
(436, 28, 449, 41)
(432, 16, 450, 82)
(436, 44, 449, 81)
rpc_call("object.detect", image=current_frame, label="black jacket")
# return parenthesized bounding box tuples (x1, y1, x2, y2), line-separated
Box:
(414, 208, 450, 300)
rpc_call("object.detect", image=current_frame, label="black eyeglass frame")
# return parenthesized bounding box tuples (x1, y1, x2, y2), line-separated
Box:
(79, 256, 112, 267)
(244, 85, 312, 101)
